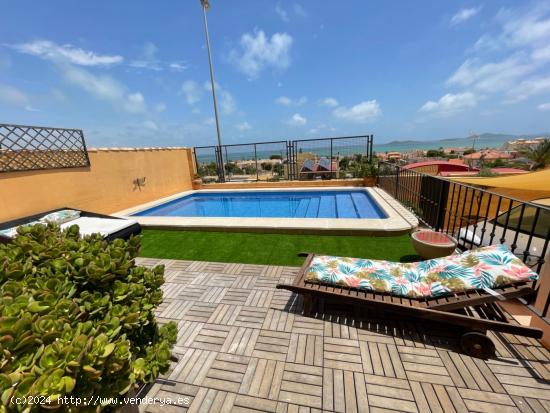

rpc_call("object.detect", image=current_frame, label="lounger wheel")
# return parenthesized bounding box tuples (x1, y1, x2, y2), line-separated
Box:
(460, 332, 495, 359)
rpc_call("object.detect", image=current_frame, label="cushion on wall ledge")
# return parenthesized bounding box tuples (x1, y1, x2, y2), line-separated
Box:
(39, 209, 81, 225)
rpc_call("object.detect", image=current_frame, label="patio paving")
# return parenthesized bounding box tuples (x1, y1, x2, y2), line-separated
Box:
(136, 257, 550, 413)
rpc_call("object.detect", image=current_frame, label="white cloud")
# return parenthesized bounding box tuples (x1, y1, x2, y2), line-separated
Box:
(11, 40, 148, 114)
(0, 83, 29, 107)
(229, 30, 293, 78)
(203, 81, 236, 115)
(275, 96, 292, 105)
(13, 40, 122, 66)
(508, 76, 550, 102)
(50, 88, 67, 102)
(419, 92, 478, 116)
(443, 5, 550, 107)
(447, 55, 533, 93)
(275, 96, 307, 106)
(287, 113, 307, 126)
(128, 43, 188, 72)
(220, 89, 236, 114)
(475, 6, 550, 51)
(124, 92, 146, 113)
(333, 100, 382, 122)
(155, 102, 167, 112)
(308, 124, 336, 134)
(293, 4, 308, 17)
(538, 102, 550, 111)
(235, 121, 252, 131)
(169, 62, 188, 72)
(275, 3, 289, 22)
(319, 97, 338, 107)
(532, 44, 550, 63)
(62, 65, 146, 113)
(0, 83, 39, 112)
(450, 6, 482, 26)
(181, 80, 202, 105)
(275, 3, 306, 22)
(130, 42, 162, 71)
(143, 120, 159, 130)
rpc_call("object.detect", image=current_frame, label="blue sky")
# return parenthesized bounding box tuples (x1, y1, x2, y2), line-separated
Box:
(1, 0, 550, 147)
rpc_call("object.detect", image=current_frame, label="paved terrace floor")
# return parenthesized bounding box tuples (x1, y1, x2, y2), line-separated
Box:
(136, 258, 550, 413)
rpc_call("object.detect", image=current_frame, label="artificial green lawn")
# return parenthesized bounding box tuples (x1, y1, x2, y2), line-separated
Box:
(140, 230, 419, 266)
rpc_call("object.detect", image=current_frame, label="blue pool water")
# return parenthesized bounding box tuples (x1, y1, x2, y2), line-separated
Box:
(134, 190, 388, 219)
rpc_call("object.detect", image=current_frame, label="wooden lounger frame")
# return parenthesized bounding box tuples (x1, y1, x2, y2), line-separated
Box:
(276, 253, 543, 341)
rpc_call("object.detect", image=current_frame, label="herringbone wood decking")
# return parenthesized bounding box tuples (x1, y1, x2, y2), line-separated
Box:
(137, 258, 550, 413)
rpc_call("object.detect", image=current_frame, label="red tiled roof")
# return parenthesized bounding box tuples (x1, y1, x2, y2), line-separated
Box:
(463, 150, 512, 160)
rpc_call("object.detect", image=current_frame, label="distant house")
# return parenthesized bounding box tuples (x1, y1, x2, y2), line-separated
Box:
(506, 137, 546, 150)
(463, 150, 512, 168)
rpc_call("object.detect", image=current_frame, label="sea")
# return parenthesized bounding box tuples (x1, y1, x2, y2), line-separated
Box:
(194, 134, 516, 164)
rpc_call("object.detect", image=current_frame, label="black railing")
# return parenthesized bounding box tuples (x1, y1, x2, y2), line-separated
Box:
(377, 162, 550, 316)
(193, 134, 374, 183)
(0, 123, 90, 173)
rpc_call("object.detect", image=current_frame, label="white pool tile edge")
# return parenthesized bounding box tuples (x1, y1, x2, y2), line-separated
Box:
(114, 187, 419, 234)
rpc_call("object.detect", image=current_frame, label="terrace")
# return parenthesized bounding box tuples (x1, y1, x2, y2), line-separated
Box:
(137, 256, 550, 413)
(1, 124, 550, 412)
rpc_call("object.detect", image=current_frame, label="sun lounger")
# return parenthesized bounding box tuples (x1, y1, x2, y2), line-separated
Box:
(276, 244, 543, 358)
(0, 208, 141, 243)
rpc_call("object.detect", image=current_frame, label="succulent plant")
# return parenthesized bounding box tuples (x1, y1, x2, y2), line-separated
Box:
(0, 223, 176, 412)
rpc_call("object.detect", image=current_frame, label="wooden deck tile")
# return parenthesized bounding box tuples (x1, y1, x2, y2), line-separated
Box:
(222, 327, 260, 356)
(278, 363, 323, 409)
(221, 289, 251, 306)
(252, 330, 291, 361)
(234, 307, 268, 329)
(189, 324, 232, 352)
(286, 334, 323, 366)
(140, 259, 550, 412)
(262, 309, 295, 332)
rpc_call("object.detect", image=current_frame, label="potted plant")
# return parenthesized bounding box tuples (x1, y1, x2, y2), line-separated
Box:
(192, 174, 203, 189)
(351, 161, 378, 186)
(0, 224, 177, 412)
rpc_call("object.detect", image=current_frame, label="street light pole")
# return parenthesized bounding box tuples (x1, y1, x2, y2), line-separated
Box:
(200, 0, 225, 182)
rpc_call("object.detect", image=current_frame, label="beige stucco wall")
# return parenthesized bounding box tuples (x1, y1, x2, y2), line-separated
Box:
(0, 148, 195, 222)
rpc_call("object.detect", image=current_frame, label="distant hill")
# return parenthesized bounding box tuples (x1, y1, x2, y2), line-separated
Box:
(376, 133, 548, 152)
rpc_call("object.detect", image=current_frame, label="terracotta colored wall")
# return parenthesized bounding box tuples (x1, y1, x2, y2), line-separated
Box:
(0, 148, 194, 222)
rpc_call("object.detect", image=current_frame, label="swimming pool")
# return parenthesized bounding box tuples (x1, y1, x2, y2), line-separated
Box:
(133, 189, 388, 219)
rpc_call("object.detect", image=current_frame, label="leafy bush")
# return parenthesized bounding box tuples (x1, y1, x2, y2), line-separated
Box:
(477, 166, 497, 177)
(0, 224, 177, 412)
(351, 161, 379, 178)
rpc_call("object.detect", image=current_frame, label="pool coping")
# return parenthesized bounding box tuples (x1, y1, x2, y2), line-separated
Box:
(115, 187, 419, 235)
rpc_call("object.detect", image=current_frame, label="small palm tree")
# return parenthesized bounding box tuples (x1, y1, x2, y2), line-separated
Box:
(522, 139, 550, 170)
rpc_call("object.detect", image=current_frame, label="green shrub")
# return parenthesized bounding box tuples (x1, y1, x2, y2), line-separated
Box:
(0, 224, 177, 412)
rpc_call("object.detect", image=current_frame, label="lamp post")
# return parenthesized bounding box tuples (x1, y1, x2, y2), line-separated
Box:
(200, 0, 225, 182)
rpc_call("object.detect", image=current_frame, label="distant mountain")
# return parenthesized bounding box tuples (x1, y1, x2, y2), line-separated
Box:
(375, 132, 549, 152)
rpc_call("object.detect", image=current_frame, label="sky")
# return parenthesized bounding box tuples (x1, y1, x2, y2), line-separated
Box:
(1, 0, 550, 148)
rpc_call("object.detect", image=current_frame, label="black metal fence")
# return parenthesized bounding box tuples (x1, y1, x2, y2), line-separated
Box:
(377, 162, 550, 315)
(193, 135, 373, 183)
(0, 123, 90, 173)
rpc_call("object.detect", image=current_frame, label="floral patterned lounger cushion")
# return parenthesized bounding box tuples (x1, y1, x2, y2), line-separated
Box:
(304, 244, 538, 298)
(40, 209, 81, 225)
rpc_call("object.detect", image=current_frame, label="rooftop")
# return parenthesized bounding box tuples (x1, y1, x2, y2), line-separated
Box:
(137, 257, 550, 413)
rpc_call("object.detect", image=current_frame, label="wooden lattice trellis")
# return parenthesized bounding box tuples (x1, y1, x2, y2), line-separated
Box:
(0, 123, 90, 173)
